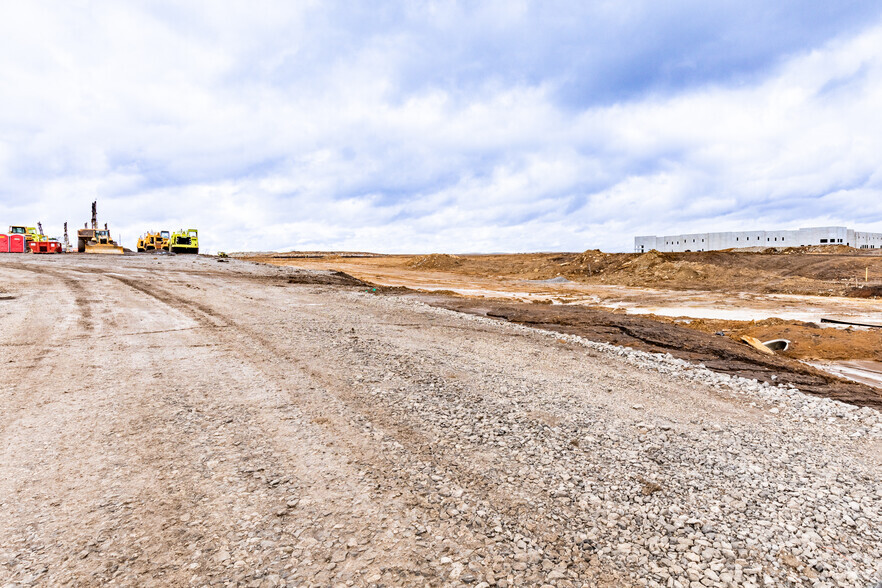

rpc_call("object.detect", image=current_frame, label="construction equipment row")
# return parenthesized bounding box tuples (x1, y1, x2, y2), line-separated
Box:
(137, 229, 199, 254)
(2, 201, 199, 255)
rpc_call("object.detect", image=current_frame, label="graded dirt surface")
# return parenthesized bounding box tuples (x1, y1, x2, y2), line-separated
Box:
(2, 255, 881, 587)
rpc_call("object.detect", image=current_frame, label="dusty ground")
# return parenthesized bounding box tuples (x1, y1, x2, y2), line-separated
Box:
(1, 254, 881, 587)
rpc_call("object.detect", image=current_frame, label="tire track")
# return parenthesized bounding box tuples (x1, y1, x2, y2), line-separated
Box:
(101, 272, 621, 586)
(95, 273, 455, 585)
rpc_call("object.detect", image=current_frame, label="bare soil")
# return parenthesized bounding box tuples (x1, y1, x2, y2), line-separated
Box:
(250, 247, 882, 296)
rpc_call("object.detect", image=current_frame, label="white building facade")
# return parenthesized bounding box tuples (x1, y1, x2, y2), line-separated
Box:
(634, 227, 882, 253)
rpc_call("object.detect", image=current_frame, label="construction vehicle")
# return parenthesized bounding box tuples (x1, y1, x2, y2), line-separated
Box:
(76, 201, 124, 254)
(80, 228, 124, 254)
(9, 225, 47, 243)
(168, 229, 199, 254)
(137, 230, 170, 252)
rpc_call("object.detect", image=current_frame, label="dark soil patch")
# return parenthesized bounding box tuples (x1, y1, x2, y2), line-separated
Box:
(284, 270, 366, 287)
(845, 286, 882, 298)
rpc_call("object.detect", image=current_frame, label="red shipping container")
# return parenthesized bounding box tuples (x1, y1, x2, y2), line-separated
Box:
(9, 234, 27, 253)
(0, 234, 8, 252)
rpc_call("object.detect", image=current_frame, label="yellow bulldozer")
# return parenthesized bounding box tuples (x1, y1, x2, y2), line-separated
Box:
(77, 201, 124, 254)
(79, 228, 124, 254)
(137, 230, 170, 252)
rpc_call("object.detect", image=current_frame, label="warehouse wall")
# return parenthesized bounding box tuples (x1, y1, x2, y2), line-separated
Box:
(634, 227, 882, 252)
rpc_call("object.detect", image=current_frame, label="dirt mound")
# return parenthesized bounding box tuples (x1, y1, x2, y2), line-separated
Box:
(572, 249, 615, 264)
(284, 270, 367, 286)
(605, 250, 715, 283)
(619, 250, 671, 270)
(775, 244, 858, 255)
(846, 285, 882, 298)
(407, 253, 462, 270)
(565, 250, 627, 276)
(255, 247, 882, 296)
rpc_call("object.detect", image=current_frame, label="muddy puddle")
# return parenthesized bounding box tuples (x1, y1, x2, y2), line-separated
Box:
(807, 360, 882, 389)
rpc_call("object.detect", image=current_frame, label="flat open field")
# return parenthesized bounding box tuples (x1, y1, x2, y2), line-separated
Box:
(1, 254, 881, 587)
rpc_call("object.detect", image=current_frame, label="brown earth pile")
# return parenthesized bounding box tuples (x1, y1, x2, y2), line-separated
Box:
(773, 244, 858, 255)
(846, 285, 882, 298)
(406, 253, 462, 270)
(409, 247, 882, 296)
(602, 250, 766, 286)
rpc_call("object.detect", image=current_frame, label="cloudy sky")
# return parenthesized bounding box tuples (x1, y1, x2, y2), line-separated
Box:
(2, 1, 882, 253)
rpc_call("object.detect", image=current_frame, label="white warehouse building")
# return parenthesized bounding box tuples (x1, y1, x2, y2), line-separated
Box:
(634, 226, 882, 253)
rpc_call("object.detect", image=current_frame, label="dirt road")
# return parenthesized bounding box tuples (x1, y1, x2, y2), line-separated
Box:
(1, 256, 880, 587)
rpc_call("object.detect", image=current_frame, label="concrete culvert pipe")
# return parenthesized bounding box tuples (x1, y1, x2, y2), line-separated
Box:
(763, 339, 790, 351)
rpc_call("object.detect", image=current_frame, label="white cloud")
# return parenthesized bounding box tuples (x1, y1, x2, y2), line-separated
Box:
(1, 2, 881, 253)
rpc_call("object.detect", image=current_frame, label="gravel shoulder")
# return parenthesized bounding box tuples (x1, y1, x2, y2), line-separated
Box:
(0, 255, 880, 587)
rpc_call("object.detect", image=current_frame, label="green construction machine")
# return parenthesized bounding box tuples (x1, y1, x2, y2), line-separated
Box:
(169, 229, 199, 254)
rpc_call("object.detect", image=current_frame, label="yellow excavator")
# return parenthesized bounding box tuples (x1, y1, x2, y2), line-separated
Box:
(77, 201, 124, 254)
(137, 231, 170, 252)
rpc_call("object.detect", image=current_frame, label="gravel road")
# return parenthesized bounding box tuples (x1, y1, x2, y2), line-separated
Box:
(1, 255, 880, 587)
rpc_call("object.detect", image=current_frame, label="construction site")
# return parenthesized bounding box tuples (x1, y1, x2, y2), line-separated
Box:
(0, 201, 198, 257)
(1, 244, 881, 587)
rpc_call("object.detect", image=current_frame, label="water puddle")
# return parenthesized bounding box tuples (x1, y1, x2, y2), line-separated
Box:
(807, 360, 882, 389)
